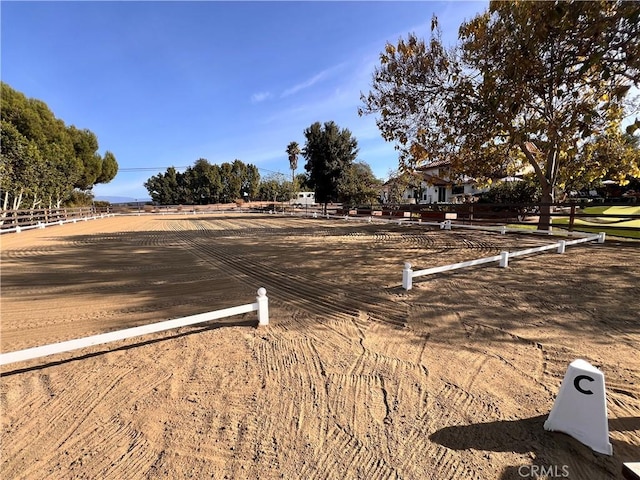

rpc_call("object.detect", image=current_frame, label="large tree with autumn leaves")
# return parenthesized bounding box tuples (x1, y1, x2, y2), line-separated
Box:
(360, 1, 639, 229)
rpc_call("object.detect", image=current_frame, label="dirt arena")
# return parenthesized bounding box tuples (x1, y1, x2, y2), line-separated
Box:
(1, 213, 638, 479)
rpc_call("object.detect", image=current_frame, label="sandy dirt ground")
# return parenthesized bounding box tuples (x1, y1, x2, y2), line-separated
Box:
(1, 213, 639, 480)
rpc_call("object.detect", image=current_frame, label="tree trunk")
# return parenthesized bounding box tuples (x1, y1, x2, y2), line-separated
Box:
(537, 185, 554, 231)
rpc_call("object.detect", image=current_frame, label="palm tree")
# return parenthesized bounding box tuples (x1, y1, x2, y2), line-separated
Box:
(286, 141, 301, 185)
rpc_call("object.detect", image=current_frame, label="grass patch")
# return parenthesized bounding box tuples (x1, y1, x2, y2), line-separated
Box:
(553, 205, 640, 239)
(585, 205, 640, 215)
(505, 223, 538, 231)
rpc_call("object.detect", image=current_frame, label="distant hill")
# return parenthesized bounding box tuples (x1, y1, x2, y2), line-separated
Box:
(95, 196, 152, 204)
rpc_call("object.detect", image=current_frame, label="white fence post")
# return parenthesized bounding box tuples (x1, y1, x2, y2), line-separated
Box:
(256, 287, 269, 326)
(598, 232, 606, 243)
(499, 251, 509, 268)
(402, 262, 413, 290)
(501, 226, 507, 235)
(557, 240, 566, 254)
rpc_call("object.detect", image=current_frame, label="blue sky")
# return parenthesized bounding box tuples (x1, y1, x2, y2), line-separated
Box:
(2, 1, 489, 200)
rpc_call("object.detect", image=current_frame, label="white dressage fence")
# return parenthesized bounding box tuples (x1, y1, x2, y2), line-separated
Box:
(402, 233, 605, 290)
(281, 209, 595, 238)
(0, 288, 269, 367)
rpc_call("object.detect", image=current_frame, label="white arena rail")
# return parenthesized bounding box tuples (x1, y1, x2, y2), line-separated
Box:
(0, 288, 269, 367)
(402, 233, 605, 290)
(289, 211, 598, 240)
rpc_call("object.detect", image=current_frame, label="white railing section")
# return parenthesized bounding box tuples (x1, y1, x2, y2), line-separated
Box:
(282, 210, 596, 238)
(0, 288, 269, 367)
(402, 233, 605, 290)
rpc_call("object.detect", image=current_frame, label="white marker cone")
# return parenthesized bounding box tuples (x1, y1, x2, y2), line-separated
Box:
(544, 359, 612, 455)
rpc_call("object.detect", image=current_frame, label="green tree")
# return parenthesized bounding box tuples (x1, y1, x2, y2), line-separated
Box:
(218, 162, 234, 203)
(221, 159, 260, 202)
(360, 1, 640, 229)
(184, 159, 214, 204)
(382, 169, 411, 205)
(144, 167, 182, 205)
(145, 159, 260, 205)
(286, 141, 301, 185)
(229, 160, 246, 201)
(257, 173, 291, 203)
(0, 120, 44, 210)
(1, 82, 118, 208)
(483, 176, 541, 204)
(337, 162, 382, 207)
(243, 163, 261, 201)
(303, 121, 359, 212)
(208, 163, 223, 203)
(295, 172, 312, 191)
(68, 126, 101, 191)
(96, 151, 119, 185)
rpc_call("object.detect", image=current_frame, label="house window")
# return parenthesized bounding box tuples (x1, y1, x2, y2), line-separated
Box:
(452, 185, 464, 195)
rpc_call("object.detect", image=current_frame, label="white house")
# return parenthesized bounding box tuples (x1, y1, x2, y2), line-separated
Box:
(381, 159, 484, 204)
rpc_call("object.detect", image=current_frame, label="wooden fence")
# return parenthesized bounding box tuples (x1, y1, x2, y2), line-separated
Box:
(0, 206, 113, 232)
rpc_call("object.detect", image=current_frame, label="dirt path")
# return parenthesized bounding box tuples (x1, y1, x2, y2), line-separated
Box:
(1, 214, 639, 479)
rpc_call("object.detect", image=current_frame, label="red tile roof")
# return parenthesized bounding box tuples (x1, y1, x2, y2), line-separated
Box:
(416, 159, 451, 170)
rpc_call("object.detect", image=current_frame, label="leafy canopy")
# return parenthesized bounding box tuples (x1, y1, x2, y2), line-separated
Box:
(302, 121, 359, 207)
(286, 141, 301, 184)
(144, 158, 260, 205)
(1, 82, 118, 209)
(360, 0, 640, 213)
(337, 162, 382, 207)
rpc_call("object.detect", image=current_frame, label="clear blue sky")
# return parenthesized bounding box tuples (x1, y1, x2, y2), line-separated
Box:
(2, 1, 488, 200)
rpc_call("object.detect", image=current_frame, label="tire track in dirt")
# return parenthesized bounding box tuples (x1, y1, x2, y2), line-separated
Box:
(542, 343, 640, 400)
(253, 335, 334, 477)
(2, 269, 237, 297)
(1, 245, 63, 260)
(1, 364, 170, 479)
(3, 215, 636, 479)
(300, 316, 470, 479)
(395, 422, 484, 479)
(255, 336, 330, 435)
(164, 225, 413, 329)
(1, 292, 244, 351)
(252, 302, 459, 479)
(162, 218, 541, 477)
(140, 329, 270, 480)
(162, 227, 371, 323)
(297, 424, 399, 480)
